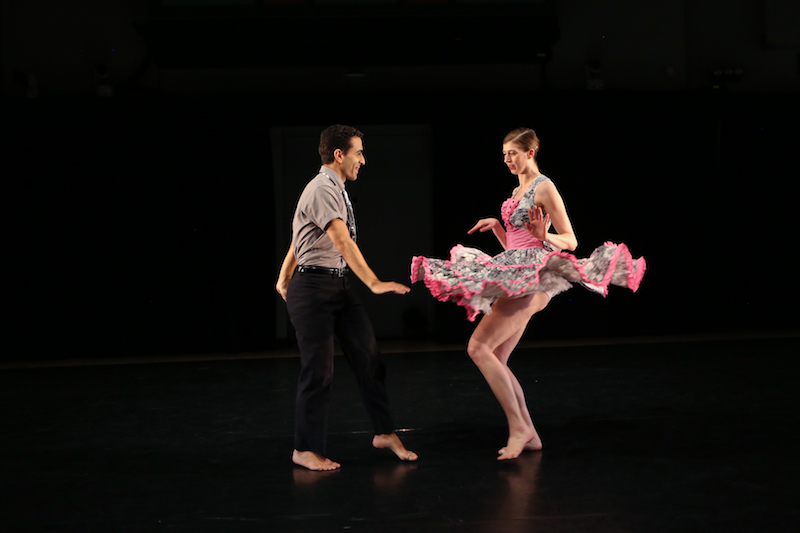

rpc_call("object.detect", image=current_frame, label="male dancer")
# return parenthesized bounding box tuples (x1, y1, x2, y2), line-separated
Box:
(276, 125, 417, 471)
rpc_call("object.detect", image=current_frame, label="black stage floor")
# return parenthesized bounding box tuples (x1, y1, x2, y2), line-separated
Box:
(2, 334, 799, 532)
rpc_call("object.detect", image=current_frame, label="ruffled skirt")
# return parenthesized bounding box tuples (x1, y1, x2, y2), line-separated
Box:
(410, 243, 646, 322)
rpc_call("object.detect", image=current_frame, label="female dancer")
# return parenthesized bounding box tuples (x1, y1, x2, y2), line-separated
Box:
(411, 128, 645, 460)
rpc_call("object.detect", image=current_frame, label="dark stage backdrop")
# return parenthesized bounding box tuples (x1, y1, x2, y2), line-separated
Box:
(2, 90, 797, 363)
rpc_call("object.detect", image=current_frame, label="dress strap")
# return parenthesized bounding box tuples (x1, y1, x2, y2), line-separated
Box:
(508, 175, 552, 228)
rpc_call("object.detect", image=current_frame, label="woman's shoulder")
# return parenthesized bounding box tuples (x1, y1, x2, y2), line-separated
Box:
(519, 174, 553, 198)
(533, 174, 555, 194)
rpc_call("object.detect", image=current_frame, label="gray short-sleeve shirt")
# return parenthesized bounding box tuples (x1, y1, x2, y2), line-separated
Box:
(292, 167, 348, 269)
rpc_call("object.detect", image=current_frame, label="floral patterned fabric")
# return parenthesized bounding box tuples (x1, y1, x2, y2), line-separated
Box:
(410, 176, 646, 322)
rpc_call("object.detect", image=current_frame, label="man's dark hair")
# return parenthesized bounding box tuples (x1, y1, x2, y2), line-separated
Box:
(318, 124, 364, 164)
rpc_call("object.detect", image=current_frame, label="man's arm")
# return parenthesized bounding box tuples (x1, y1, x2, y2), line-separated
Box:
(275, 242, 298, 301)
(325, 219, 410, 295)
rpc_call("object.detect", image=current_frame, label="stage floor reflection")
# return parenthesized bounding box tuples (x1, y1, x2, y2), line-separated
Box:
(2, 335, 798, 532)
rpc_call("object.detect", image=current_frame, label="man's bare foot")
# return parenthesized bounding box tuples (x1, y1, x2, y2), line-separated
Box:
(497, 428, 538, 461)
(498, 434, 544, 457)
(292, 450, 341, 471)
(372, 433, 418, 462)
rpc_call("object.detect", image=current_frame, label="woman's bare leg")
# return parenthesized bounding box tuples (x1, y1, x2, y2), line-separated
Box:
(494, 329, 544, 454)
(467, 292, 549, 460)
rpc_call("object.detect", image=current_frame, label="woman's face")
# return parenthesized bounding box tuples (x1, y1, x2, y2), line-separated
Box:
(503, 142, 534, 175)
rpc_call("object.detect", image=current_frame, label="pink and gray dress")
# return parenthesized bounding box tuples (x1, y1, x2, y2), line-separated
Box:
(410, 175, 646, 322)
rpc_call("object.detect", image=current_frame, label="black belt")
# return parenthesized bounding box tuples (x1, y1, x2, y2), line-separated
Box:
(296, 265, 350, 277)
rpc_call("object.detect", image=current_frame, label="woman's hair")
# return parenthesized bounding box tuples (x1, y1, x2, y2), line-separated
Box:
(503, 128, 540, 155)
(318, 124, 364, 164)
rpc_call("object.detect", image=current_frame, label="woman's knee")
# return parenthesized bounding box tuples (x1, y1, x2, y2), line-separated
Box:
(466, 338, 481, 363)
(530, 292, 550, 314)
(467, 338, 494, 366)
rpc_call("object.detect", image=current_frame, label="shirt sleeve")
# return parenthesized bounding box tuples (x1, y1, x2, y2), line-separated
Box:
(306, 184, 345, 232)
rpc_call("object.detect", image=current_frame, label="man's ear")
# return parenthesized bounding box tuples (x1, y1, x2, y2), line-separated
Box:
(333, 148, 344, 162)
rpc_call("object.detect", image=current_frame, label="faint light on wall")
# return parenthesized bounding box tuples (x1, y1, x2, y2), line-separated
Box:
(95, 64, 114, 97)
(585, 59, 604, 91)
(711, 67, 744, 88)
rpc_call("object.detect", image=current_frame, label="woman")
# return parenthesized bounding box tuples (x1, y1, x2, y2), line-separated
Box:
(411, 128, 645, 460)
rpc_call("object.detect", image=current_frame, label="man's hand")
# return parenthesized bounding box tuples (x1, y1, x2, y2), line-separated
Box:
(276, 280, 289, 301)
(276, 242, 297, 302)
(369, 281, 411, 295)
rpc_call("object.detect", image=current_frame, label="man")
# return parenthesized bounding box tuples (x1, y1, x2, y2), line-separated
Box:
(275, 125, 418, 471)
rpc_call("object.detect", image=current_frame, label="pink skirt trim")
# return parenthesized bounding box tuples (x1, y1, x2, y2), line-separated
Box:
(410, 243, 646, 322)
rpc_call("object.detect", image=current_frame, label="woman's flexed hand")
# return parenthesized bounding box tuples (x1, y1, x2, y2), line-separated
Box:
(468, 218, 501, 235)
(525, 206, 550, 241)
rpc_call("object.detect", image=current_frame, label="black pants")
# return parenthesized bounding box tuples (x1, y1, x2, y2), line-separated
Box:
(286, 270, 395, 455)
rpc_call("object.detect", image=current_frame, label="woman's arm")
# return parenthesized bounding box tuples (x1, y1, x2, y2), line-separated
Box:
(468, 218, 508, 250)
(526, 181, 578, 251)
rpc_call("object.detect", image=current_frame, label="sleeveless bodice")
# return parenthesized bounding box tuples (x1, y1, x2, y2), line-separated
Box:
(501, 175, 552, 250)
(502, 198, 546, 250)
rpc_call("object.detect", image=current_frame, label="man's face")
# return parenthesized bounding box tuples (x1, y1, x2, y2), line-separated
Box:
(340, 136, 366, 182)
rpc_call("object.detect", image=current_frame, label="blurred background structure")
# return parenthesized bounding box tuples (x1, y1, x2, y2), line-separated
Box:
(2, 0, 799, 362)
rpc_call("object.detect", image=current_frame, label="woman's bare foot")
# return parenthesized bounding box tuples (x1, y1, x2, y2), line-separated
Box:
(292, 450, 341, 471)
(372, 433, 418, 462)
(497, 427, 538, 461)
(498, 434, 544, 457)
(498, 432, 544, 457)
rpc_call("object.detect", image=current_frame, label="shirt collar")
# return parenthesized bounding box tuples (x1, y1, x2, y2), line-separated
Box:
(319, 166, 344, 191)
